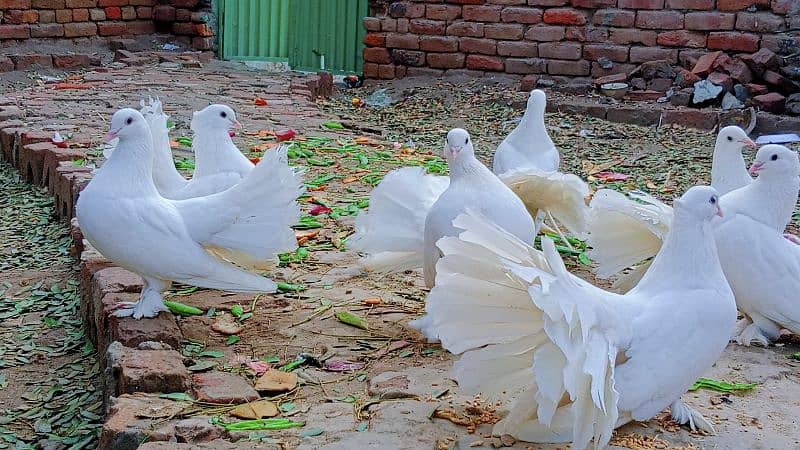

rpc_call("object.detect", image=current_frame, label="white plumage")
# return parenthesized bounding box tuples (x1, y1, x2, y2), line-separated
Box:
(76, 108, 302, 319)
(418, 185, 736, 449)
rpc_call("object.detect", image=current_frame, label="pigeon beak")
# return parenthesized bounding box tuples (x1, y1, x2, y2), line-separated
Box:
(716, 205, 724, 218)
(749, 161, 764, 175)
(739, 138, 757, 149)
(104, 129, 119, 143)
(449, 146, 462, 158)
(230, 120, 243, 129)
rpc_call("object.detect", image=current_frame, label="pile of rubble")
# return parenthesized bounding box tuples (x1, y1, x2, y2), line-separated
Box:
(594, 48, 800, 116)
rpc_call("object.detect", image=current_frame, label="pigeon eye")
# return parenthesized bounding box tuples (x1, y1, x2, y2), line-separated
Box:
(126, 117, 133, 125)
(726, 136, 733, 142)
(771, 154, 778, 161)
(464, 137, 469, 145)
(220, 111, 227, 118)
(709, 196, 716, 205)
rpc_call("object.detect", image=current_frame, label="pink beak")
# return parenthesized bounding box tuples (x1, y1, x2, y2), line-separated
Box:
(231, 120, 243, 129)
(740, 138, 757, 149)
(449, 146, 462, 158)
(749, 161, 764, 175)
(716, 205, 724, 217)
(104, 130, 118, 142)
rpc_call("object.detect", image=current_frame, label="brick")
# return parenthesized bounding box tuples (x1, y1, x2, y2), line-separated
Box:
(691, 51, 730, 75)
(98, 21, 130, 36)
(420, 35, 459, 52)
(763, 69, 799, 93)
(54, 8, 71, 22)
(446, 21, 484, 37)
(745, 83, 768, 96)
(630, 46, 678, 63)
(466, 54, 504, 71)
(364, 47, 391, 64)
(459, 37, 497, 54)
(565, 26, 608, 42)
(609, 28, 657, 46)
(484, 23, 524, 39)
(175, 8, 190, 21)
(171, 0, 198, 7)
(386, 32, 420, 49)
(594, 72, 628, 86)
(426, 4, 462, 21)
(390, 49, 425, 66)
(64, 21, 97, 36)
(500, 6, 543, 23)
(152, 4, 174, 21)
(527, 0, 568, 4)
(10, 54, 53, 70)
(463, 5, 502, 21)
(592, 62, 637, 77)
(405, 67, 444, 77)
(489, 0, 527, 3)
(497, 40, 538, 56)
(735, 12, 785, 32)
(171, 22, 194, 35)
(524, 25, 565, 41)
(617, 0, 664, 8)
(543, 8, 586, 25)
(427, 52, 466, 68)
(32, 0, 65, 8)
(636, 11, 684, 29)
(72, 8, 89, 21)
(753, 92, 785, 113)
(684, 12, 735, 30)
(708, 71, 733, 91)
(89, 7, 105, 20)
(397, 18, 409, 33)
(1, 0, 31, 7)
(363, 62, 379, 78)
(190, 11, 207, 23)
(98, 0, 127, 5)
(664, 0, 714, 8)
(593, 9, 635, 28)
(121, 5, 135, 19)
(388, 2, 425, 18)
(409, 18, 446, 35)
(716, 0, 769, 10)
(583, 44, 629, 62)
(0, 57, 14, 72)
(65, 0, 96, 6)
(30, 23, 64, 37)
(707, 32, 759, 52)
(364, 32, 385, 47)
(193, 372, 259, 404)
(364, 17, 381, 31)
(657, 30, 707, 47)
(725, 58, 753, 83)
(505, 57, 547, 73)
(21, 9, 38, 23)
(38, 9, 55, 22)
(538, 41, 582, 59)
(571, 0, 616, 7)
(675, 67, 701, 86)
(115, 346, 189, 395)
(381, 18, 397, 32)
(771, 0, 797, 14)
(548, 59, 590, 75)
(191, 36, 213, 50)
(663, 109, 717, 129)
(740, 48, 779, 75)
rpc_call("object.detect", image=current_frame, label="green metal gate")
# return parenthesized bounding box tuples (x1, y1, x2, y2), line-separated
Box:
(219, 0, 368, 75)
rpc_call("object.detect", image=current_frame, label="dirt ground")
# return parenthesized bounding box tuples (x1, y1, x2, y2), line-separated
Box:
(3, 61, 800, 449)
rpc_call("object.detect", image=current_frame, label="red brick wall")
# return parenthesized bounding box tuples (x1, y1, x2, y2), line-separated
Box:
(362, 0, 800, 79)
(0, 0, 214, 50)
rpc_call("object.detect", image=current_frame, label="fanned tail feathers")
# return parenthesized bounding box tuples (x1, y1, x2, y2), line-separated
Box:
(586, 189, 671, 278)
(349, 167, 449, 272)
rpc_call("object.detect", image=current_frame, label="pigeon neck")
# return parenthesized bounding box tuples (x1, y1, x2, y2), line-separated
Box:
(741, 172, 799, 232)
(711, 146, 750, 195)
(510, 109, 554, 151)
(97, 137, 160, 197)
(449, 155, 493, 181)
(151, 125, 187, 193)
(191, 130, 238, 177)
(632, 212, 724, 294)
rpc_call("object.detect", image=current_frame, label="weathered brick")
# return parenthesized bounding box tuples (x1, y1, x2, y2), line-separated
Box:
(427, 52, 466, 68)
(617, 0, 664, 8)
(397, 18, 409, 33)
(22, 9, 38, 23)
(1, 0, 31, 8)
(489, 0, 527, 4)
(691, 50, 730, 75)
(420, 35, 459, 52)
(527, 0, 568, 5)
(716, 0, 769, 10)
(426, 4, 462, 21)
(583, 44, 629, 62)
(29, 23, 64, 37)
(460, 37, 497, 54)
(89, 7, 106, 20)
(391, 49, 425, 66)
(171, 22, 194, 35)
(500, 6, 543, 23)
(409, 19, 446, 35)
(364, 47, 391, 64)
(386, 32, 420, 49)
(10, 54, 53, 70)
(548, 59, 590, 75)
(505, 57, 547, 73)
(97, 21, 127, 36)
(32, 0, 65, 8)
(388, 1, 425, 18)
(593, 9, 635, 28)
(98, 0, 128, 5)
(104, 5, 121, 19)
(405, 67, 444, 77)
(51, 53, 90, 68)
(463, 5, 502, 21)
(565, 26, 609, 42)
(657, 30, 707, 47)
(636, 11, 684, 29)
(497, 40, 538, 56)
(753, 92, 785, 113)
(684, 12, 735, 30)
(707, 32, 760, 52)
(543, 8, 586, 25)
(65, 0, 97, 6)
(364, 17, 381, 31)
(735, 12, 785, 33)
(664, 0, 714, 8)
(381, 18, 397, 32)
(538, 41, 582, 59)
(771, 0, 797, 14)
(115, 346, 189, 395)
(174, 8, 191, 21)
(55, 8, 72, 22)
(571, 0, 616, 7)
(38, 9, 56, 22)
(630, 46, 678, 63)
(446, 21, 484, 37)
(466, 54, 504, 71)
(62, 21, 96, 36)
(592, 62, 637, 77)
(484, 23, 524, 39)
(0, 57, 14, 72)
(152, 4, 174, 21)
(524, 25, 565, 41)
(121, 5, 136, 20)
(193, 372, 260, 405)
(72, 8, 89, 21)
(364, 32, 385, 47)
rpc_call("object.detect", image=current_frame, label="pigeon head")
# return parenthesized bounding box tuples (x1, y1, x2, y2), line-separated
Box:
(674, 185, 723, 220)
(106, 108, 149, 142)
(749, 144, 799, 178)
(444, 128, 474, 163)
(191, 104, 242, 132)
(526, 89, 547, 114)
(715, 126, 755, 153)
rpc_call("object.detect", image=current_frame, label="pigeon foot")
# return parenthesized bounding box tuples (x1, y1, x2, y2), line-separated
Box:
(784, 233, 800, 245)
(734, 322, 771, 346)
(670, 400, 716, 434)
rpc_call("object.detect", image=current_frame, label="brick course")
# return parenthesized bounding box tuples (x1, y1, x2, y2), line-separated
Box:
(364, 0, 797, 79)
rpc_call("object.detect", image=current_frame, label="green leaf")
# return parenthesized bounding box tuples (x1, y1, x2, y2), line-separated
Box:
(322, 121, 345, 130)
(159, 392, 193, 402)
(0, 373, 7, 390)
(277, 282, 306, 293)
(263, 356, 280, 364)
(187, 361, 217, 372)
(789, 352, 800, 361)
(398, 349, 414, 358)
(688, 377, 757, 393)
(300, 427, 324, 437)
(230, 305, 244, 318)
(335, 311, 368, 330)
(164, 300, 203, 316)
(578, 253, 592, 265)
(219, 418, 304, 431)
(226, 335, 240, 346)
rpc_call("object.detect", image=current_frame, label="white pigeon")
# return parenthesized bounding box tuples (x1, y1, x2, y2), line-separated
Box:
(350, 128, 536, 288)
(76, 108, 303, 319)
(715, 144, 800, 346)
(493, 90, 589, 235)
(418, 185, 736, 449)
(586, 126, 757, 284)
